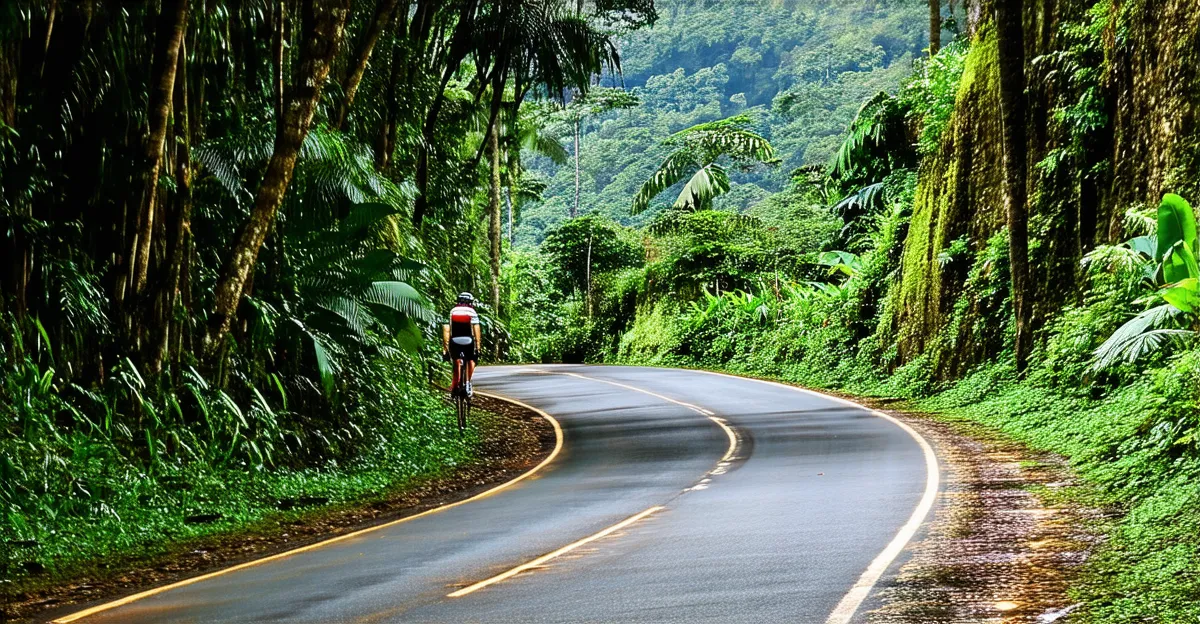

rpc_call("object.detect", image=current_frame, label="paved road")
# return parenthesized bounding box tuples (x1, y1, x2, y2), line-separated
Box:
(59, 365, 936, 624)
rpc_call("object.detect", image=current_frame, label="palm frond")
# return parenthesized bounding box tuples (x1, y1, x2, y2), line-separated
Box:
(363, 281, 435, 322)
(1090, 304, 1191, 371)
(321, 296, 376, 339)
(673, 163, 731, 211)
(632, 150, 701, 214)
(834, 182, 886, 218)
(521, 129, 569, 165)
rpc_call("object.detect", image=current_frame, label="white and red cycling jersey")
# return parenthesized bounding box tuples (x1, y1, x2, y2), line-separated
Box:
(448, 305, 479, 340)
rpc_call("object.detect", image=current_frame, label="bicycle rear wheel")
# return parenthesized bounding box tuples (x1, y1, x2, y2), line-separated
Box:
(456, 360, 469, 433)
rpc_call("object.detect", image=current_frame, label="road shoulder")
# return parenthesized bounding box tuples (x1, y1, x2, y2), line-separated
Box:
(844, 398, 1108, 623)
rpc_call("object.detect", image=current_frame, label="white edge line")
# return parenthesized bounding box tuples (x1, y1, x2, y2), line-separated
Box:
(690, 369, 939, 624)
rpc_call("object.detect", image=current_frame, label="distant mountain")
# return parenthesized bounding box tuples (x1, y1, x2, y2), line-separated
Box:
(516, 0, 926, 245)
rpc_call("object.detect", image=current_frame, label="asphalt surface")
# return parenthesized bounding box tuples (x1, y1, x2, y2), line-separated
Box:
(64, 365, 933, 623)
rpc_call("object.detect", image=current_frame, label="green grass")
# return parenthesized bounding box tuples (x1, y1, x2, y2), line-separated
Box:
(4, 387, 478, 596)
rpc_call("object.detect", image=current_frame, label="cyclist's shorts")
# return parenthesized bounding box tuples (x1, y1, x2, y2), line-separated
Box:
(450, 336, 478, 362)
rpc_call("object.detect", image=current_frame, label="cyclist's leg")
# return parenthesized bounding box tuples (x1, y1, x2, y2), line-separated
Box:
(451, 357, 462, 393)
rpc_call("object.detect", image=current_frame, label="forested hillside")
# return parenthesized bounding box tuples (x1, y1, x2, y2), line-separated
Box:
(513, 0, 928, 244)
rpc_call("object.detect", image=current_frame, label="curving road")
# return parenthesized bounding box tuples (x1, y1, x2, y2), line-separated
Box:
(54, 365, 937, 624)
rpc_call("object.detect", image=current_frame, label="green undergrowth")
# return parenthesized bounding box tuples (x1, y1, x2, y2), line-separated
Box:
(4, 383, 480, 598)
(909, 363, 1200, 623)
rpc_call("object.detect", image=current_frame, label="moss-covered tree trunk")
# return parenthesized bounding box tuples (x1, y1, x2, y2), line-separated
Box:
(205, 0, 351, 362)
(994, 0, 1032, 371)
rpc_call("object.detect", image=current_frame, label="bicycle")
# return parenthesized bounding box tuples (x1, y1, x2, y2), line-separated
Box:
(449, 354, 471, 433)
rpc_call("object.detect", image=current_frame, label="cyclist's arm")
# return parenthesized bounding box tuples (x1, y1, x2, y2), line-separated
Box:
(472, 322, 481, 346)
(442, 323, 450, 353)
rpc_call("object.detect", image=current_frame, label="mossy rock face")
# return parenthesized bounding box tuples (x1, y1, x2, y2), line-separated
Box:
(892, 26, 1005, 378)
(887, 0, 1200, 380)
(1108, 0, 1200, 219)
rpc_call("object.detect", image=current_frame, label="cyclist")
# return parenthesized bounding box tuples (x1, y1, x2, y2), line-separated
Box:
(443, 292, 481, 397)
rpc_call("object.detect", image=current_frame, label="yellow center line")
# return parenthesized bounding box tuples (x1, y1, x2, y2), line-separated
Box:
(708, 416, 738, 463)
(447, 506, 664, 598)
(442, 369, 739, 598)
(52, 390, 563, 624)
(552, 370, 737, 463)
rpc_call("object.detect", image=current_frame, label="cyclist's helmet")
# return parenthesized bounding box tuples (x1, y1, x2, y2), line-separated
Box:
(457, 292, 475, 306)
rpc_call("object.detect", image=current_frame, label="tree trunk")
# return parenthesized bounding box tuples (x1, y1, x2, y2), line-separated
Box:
(585, 228, 593, 318)
(149, 38, 193, 375)
(333, 0, 399, 130)
(128, 0, 189, 303)
(929, 0, 941, 55)
(488, 125, 502, 342)
(994, 0, 1032, 371)
(572, 118, 581, 218)
(376, 38, 404, 170)
(506, 187, 513, 245)
(273, 0, 286, 123)
(204, 0, 351, 361)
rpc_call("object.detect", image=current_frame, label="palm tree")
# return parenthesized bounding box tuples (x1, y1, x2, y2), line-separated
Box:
(631, 114, 778, 215)
(412, 0, 620, 225)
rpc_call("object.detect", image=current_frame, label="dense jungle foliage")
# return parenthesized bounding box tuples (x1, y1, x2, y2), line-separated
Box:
(502, 0, 1200, 621)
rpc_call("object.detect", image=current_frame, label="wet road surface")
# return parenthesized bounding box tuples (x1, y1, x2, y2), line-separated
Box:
(59, 365, 936, 623)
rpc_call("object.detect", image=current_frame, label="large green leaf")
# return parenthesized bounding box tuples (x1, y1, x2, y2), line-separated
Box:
(1128, 235, 1156, 258)
(1163, 278, 1200, 313)
(1090, 303, 1190, 371)
(1156, 193, 1197, 263)
(1163, 240, 1200, 284)
(363, 281, 435, 322)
